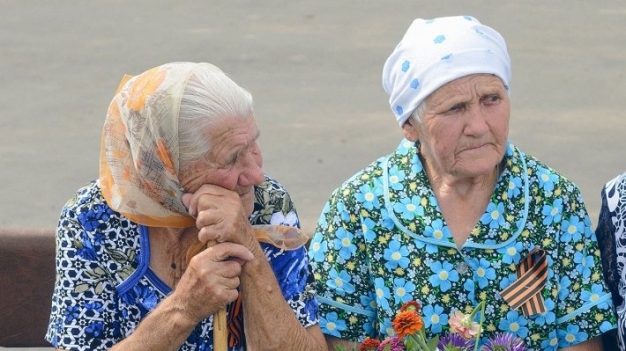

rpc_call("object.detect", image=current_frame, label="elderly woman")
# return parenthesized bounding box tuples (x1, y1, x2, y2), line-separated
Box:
(308, 16, 616, 350)
(596, 172, 626, 349)
(45, 62, 327, 351)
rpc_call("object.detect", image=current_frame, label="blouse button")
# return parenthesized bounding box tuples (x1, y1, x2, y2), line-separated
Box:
(455, 262, 469, 274)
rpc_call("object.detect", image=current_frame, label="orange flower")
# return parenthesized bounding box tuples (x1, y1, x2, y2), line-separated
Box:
(126, 67, 166, 111)
(358, 337, 380, 351)
(392, 310, 424, 339)
(399, 300, 421, 313)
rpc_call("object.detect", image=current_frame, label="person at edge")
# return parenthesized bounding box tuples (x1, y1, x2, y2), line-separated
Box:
(596, 171, 626, 350)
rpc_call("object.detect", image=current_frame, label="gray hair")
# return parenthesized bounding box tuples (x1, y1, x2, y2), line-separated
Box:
(178, 65, 254, 168)
(409, 100, 427, 125)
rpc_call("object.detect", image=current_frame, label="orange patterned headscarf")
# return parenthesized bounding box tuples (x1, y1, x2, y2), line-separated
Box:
(99, 62, 218, 228)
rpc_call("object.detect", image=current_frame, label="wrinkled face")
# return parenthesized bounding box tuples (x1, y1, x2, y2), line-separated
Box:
(402, 74, 510, 179)
(180, 116, 264, 216)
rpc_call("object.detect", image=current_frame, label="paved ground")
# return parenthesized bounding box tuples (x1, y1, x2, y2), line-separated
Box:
(2, 1, 626, 349)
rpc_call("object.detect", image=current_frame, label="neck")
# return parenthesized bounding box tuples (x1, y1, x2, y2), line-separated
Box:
(148, 227, 200, 287)
(421, 156, 501, 199)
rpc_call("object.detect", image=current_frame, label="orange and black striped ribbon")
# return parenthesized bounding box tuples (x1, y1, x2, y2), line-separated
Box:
(227, 292, 244, 348)
(499, 247, 548, 316)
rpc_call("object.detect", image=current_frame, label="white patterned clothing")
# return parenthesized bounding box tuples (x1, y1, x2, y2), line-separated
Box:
(596, 172, 626, 350)
(45, 176, 319, 350)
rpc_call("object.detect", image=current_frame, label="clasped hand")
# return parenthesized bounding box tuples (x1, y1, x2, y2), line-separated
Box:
(175, 184, 257, 323)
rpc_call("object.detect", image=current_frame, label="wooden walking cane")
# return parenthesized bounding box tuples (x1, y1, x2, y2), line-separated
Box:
(184, 225, 309, 351)
(186, 240, 229, 351)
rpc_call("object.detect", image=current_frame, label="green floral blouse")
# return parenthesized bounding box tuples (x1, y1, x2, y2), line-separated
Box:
(308, 139, 616, 350)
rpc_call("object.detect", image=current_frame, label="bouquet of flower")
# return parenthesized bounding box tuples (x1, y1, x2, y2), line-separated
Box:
(335, 300, 526, 351)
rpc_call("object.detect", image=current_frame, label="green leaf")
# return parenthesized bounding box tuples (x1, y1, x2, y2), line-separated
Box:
(107, 248, 129, 262)
(93, 267, 107, 277)
(95, 281, 104, 294)
(74, 283, 90, 293)
(426, 335, 440, 350)
(405, 336, 419, 349)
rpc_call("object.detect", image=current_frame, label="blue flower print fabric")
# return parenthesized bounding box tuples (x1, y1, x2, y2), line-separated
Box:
(45, 175, 318, 351)
(309, 139, 616, 350)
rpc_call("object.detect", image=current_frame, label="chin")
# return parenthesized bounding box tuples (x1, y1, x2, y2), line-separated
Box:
(454, 158, 501, 178)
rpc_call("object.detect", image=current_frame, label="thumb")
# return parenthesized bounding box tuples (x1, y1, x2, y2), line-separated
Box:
(182, 193, 195, 217)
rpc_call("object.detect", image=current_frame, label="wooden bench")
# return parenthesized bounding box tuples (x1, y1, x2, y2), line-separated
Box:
(0, 228, 56, 348)
(0, 227, 619, 349)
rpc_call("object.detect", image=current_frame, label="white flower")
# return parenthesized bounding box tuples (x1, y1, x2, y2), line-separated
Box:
(270, 211, 299, 227)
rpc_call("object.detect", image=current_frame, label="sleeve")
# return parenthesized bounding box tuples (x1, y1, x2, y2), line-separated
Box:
(254, 175, 319, 328)
(550, 182, 617, 347)
(308, 184, 378, 342)
(595, 185, 622, 311)
(45, 196, 124, 350)
(265, 244, 319, 328)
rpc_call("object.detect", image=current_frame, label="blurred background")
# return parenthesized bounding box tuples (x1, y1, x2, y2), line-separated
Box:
(2, 1, 625, 349)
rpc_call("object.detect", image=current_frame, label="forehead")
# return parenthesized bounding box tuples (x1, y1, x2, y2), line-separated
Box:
(206, 117, 258, 153)
(427, 74, 505, 103)
(207, 116, 256, 137)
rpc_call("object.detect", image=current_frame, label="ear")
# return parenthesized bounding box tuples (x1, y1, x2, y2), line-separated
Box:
(401, 118, 420, 142)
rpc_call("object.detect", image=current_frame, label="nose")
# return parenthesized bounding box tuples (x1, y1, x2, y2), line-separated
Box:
(238, 151, 265, 187)
(464, 104, 489, 136)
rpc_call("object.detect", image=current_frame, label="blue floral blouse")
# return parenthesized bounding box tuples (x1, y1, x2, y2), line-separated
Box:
(45, 175, 318, 351)
(308, 139, 616, 350)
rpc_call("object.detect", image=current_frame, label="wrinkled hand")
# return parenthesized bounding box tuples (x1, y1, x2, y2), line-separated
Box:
(182, 184, 258, 251)
(174, 242, 254, 323)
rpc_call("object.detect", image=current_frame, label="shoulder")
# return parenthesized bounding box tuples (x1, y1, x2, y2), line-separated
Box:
(57, 180, 141, 271)
(250, 174, 298, 226)
(59, 181, 115, 232)
(61, 180, 103, 213)
(599, 171, 626, 218)
(603, 171, 626, 194)
(331, 155, 388, 199)
(514, 145, 581, 193)
(253, 174, 294, 208)
(255, 174, 290, 197)
(60, 180, 136, 234)
(330, 140, 408, 199)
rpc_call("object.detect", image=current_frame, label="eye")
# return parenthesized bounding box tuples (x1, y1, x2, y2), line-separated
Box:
(226, 152, 240, 166)
(217, 151, 240, 169)
(446, 103, 465, 114)
(482, 94, 501, 105)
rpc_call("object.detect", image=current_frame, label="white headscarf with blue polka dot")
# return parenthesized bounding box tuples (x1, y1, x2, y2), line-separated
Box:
(382, 15, 511, 127)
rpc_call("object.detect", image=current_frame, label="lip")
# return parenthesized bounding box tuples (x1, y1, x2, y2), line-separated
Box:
(462, 143, 490, 152)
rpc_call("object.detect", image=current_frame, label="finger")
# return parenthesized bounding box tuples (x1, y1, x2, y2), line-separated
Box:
(226, 257, 249, 266)
(218, 286, 241, 305)
(181, 184, 221, 218)
(206, 242, 254, 263)
(198, 225, 232, 244)
(183, 185, 229, 217)
(216, 264, 243, 280)
(222, 276, 240, 290)
(184, 192, 221, 219)
(196, 209, 226, 228)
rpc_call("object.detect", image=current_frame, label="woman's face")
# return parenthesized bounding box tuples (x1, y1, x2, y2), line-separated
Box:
(403, 74, 510, 180)
(180, 116, 264, 216)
